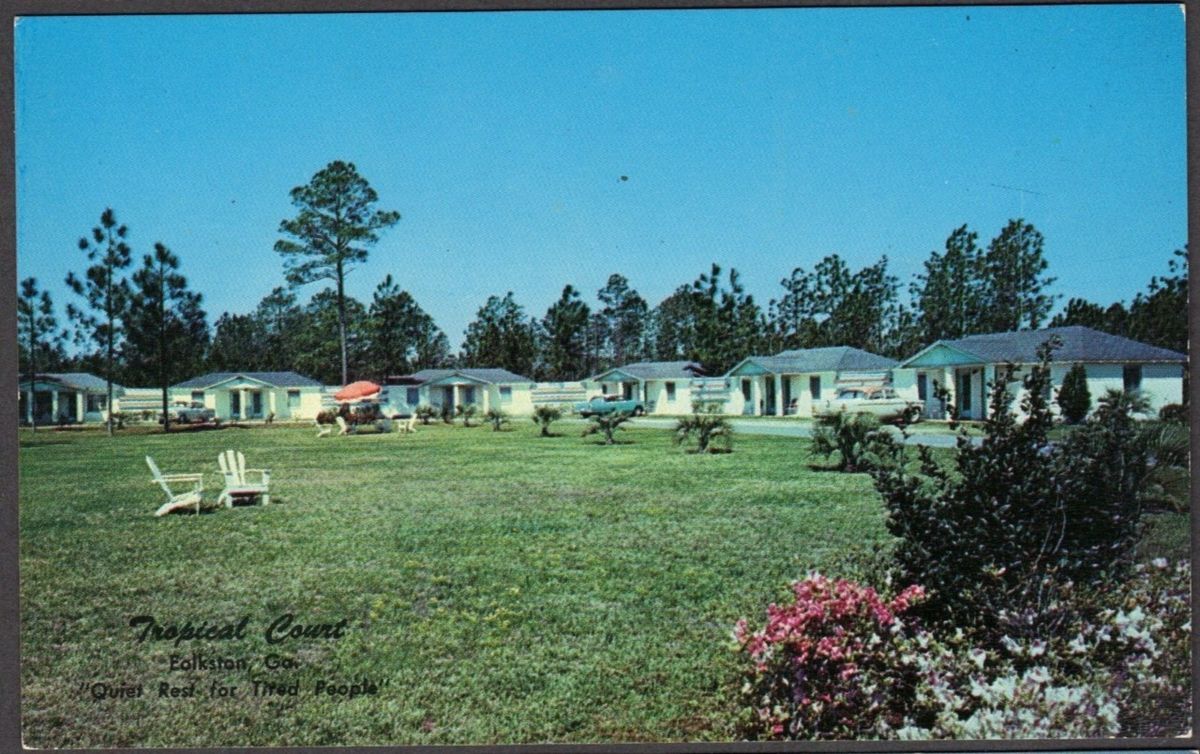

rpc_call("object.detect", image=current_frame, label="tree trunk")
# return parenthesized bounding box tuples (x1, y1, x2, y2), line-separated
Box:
(337, 263, 348, 385)
(160, 271, 170, 433)
(106, 320, 114, 437)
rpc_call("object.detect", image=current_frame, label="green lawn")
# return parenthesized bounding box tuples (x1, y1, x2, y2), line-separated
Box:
(18, 423, 1188, 747)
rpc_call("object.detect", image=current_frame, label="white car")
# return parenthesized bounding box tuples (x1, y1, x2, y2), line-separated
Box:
(813, 386, 922, 423)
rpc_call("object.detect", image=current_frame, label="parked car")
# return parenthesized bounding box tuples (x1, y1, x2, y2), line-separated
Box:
(813, 386, 922, 423)
(573, 394, 646, 418)
(161, 401, 217, 424)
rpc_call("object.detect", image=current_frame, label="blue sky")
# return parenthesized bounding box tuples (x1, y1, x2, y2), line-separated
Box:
(15, 6, 1187, 351)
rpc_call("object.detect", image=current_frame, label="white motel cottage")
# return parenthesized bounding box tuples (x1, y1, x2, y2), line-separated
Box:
(723, 347, 899, 417)
(18, 372, 120, 425)
(893, 325, 1187, 420)
(587, 361, 709, 415)
(386, 368, 538, 415)
(171, 371, 325, 421)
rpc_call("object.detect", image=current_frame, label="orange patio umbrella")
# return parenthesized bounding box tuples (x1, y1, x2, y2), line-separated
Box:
(334, 380, 382, 403)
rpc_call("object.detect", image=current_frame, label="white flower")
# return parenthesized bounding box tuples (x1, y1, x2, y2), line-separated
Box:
(969, 648, 987, 669)
(1152, 557, 1168, 568)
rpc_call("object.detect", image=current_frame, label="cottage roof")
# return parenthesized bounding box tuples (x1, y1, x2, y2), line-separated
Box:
(400, 368, 535, 385)
(591, 361, 706, 382)
(902, 326, 1186, 367)
(19, 372, 121, 393)
(172, 371, 323, 389)
(729, 347, 896, 376)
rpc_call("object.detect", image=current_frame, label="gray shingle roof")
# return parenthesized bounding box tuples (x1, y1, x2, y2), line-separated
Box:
(919, 326, 1186, 365)
(405, 368, 535, 384)
(172, 371, 323, 389)
(736, 347, 897, 375)
(592, 361, 706, 381)
(19, 372, 121, 392)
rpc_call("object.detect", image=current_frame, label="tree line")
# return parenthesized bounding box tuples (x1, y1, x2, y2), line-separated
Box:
(19, 160, 1188, 434)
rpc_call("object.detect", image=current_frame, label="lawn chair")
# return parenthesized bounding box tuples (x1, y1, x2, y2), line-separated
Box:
(314, 418, 332, 438)
(217, 449, 271, 507)
(404, 415, 417, 433)
(146, 455, 204, 517)
(336, 416, 353, 436)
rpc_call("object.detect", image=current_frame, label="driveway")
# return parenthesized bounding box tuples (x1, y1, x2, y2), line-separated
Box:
(564, 416, 978, 449)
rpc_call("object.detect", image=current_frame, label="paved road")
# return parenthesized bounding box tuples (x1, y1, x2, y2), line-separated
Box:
(564, 416, 977, 448)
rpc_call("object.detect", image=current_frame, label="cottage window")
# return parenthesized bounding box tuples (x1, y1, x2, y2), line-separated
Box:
(287, 390, 301, 409)
(500, 386, 513, 402)
(665, 382, 676, 401)
(741, 379, 752, 401)
(809, 376, 821, 400)
(191, 390, 205, 403)
(1123, 365, 1142, 393)
(462, 386, 476, 404)
(87, 395, 106, 412)
(406, 388, 420, 406)
(959, 373, 972, 412)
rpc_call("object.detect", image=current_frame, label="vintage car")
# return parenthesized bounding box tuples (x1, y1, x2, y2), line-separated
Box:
(162, 401, 217, 424)
(812, 386, 922, 423)
(573, 394, 646, 418)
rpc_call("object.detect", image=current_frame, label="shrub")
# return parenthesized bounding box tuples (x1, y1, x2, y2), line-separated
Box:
(581, 411, 631, 445)
(1158, 403, 1187, 424)
(869, 340, 1147, 632)
(673, 401, 733, 453)
(809, 411, 881, 471)
(455, 403, 478, 427)
(1056, 363, 1091, 424)
(531, 405, 563, 437)
(734, 574, 926, 739)
(415, 404, 438, 425)
(483, 408, 509, 431)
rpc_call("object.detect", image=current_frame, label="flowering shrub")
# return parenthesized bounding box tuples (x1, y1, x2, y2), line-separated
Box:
(733, 573, 925, 739)
(735, 560, 1190, 740)
(882, 629, 1121, 739)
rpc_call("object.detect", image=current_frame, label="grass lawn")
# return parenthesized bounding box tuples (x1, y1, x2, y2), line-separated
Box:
(19, 422, 1189, 747)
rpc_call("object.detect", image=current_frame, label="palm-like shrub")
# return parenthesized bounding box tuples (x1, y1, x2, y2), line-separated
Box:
(582, 411, 632, 445)
(484, 408, 509, 431)
(1137, 418, 1189, 513)
(532, 405, 563, 437)
(809, 411, 881, 472)
(455, 403, 478, 427)
(1056, 363, 1091, 424)
(415, 404, 438, 425)
(673, 401, 733, 453)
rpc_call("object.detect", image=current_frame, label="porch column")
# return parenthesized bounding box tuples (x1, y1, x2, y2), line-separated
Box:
(453, 384, 461, 408)
(25, 388, 34, 424)
(268, 391, 278, 418)
(240, 389, 248, 419)
(51, 390, 59, 422)
(76, 392, 85, 422)
(774, 374, 784, 416)
(751, 377, 761, 416)
(481, 387, 490, 413)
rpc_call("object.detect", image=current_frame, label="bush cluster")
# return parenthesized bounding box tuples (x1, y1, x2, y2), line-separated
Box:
(868, 343, 1146, 631)
(734, 337, 1189, 740)
(735, 560, 1190, 740)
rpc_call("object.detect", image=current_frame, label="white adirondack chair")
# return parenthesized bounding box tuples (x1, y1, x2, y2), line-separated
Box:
(314, 418, 332, 437)
(402, 415, 417, 434)
(146, 456, 204, 517)
(217, 449, 271, 507)
(336, 416, 352, 436)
